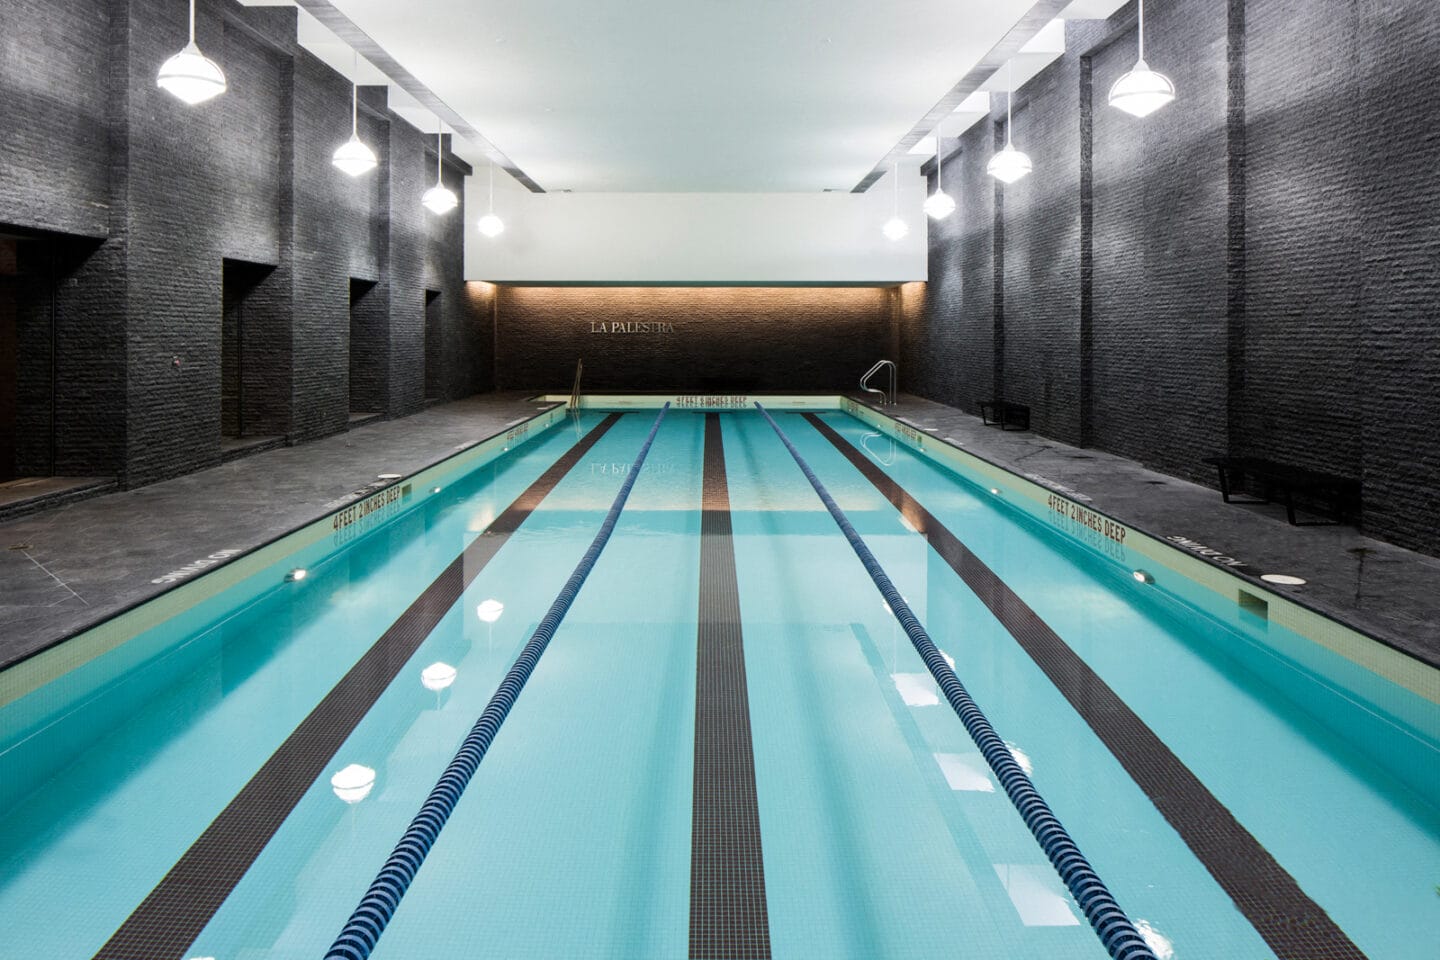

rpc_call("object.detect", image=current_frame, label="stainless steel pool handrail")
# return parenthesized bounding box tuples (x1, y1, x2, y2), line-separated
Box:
(568, 357, 584, 410)
(860, 359, 896, 406)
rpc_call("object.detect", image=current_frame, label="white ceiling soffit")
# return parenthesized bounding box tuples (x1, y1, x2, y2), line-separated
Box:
(245, 0, 1130, 193)
(320, 0, 1072, 194)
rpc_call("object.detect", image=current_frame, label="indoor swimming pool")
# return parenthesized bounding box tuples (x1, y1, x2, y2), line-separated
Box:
(0, 405, 1435, 960)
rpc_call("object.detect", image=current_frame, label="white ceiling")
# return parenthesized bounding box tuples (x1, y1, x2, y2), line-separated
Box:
(247, 0, 1127, 193)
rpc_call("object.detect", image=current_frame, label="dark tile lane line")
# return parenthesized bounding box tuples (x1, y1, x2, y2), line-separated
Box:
(93, 414, 624, 960)
(689, 413, 772, 960)
(804, 412, 1368, 960)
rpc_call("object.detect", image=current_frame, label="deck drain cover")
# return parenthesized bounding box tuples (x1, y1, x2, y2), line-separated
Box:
(1260, 573, 1307, 586)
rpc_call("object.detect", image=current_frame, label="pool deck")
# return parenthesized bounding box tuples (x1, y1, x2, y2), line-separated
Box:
(0, 391, 1436, 673)
(0, 393, 560, 671)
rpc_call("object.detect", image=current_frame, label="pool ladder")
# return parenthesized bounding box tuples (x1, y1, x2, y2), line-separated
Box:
(860, 359, 897, 406)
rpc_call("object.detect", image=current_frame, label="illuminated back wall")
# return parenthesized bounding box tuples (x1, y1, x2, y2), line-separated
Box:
(493, 285, 899, 393)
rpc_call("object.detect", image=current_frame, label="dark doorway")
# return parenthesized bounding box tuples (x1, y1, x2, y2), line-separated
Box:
(424, 289, 443, 401)
(221, 260, 275, 440)
(0, 234, 57, 483)
(349, 278, 381, 416)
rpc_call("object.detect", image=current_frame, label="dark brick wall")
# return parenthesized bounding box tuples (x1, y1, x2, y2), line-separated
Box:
(495, 286, 891, 393)
(0, 0, 484, 487)
(906, 0, 1440, 555)
(900, 120, 997, 411)
(1002, 57, 1084, 445)
(1355, 3, 1440, 552)
(0, 0, 111, 239)
(1088, 6, 1228, 481)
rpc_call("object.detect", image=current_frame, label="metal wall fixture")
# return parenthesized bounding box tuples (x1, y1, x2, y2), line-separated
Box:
(477, 161, 506, 237)
(157, 0, 227, 105)
(421, 117, 459, 214)
(882, 162, 909, 241)
(333, 51, 379, 177)
(923, 118, 956, 220)
(1108, 0, 1177, 117)
(987, 60, 1032, 184)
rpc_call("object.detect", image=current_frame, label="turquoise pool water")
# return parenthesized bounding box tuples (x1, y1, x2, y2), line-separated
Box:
(0, 410, 1435, 959)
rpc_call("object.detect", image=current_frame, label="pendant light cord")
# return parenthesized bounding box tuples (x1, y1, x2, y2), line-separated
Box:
(892, 161, 899, 216)
(188, 0, 196, 44)
(935, 121, 944, 193)
(350, 50, 359, 136)
(1006, 60, 1014, 147)
(436, 120, 444, 183)
(1138, 0, 1146, 61)
(488, 161, 495, 214)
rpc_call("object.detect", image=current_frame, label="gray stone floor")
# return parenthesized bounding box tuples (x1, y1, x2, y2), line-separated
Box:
(1, 391, 1436, 673)
(0, 393, 558, 670)
(867, 394, 1439, 668)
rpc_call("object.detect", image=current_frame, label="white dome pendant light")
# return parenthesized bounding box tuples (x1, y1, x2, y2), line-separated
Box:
(987, 60, 1032, 184)
(333, 52, 379, 177)
(477, 161, 505, 238)
(157, 0, 227, 105)
(881, 162, 909, 241)
(1109, 0, 1176, 117)
(923, 120, 956, 220)
(421, 118, 458, 214)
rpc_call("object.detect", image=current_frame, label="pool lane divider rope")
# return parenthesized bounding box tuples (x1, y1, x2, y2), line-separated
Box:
(754, 403, 1157, 960)
(324, 404, 670, 960)
(804, 412, 1368, 960)
(95, 412, 626, 960)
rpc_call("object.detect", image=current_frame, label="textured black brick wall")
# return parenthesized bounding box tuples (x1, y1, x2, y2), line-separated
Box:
(906, 0, 1440, 555)
(1087, 5, 1228, 481)
(900, 119, 997, 411)
(495, 286, 891, 393)
(1354, 4, 1440, 552)
(0, 0, 485, 488)
(1002, 56, 1084, 445)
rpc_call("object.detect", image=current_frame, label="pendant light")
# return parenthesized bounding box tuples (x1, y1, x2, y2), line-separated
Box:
(333, 52, 379, 177)
(421, 119, 458, 215)
(1108, 0, 1176, 117)
(477, 161, 505, 238)
(987, 60, 1032, 184)
(157, 0, 227, 105)
(882, 162, 908, 241)
(923, 120, 956, 220)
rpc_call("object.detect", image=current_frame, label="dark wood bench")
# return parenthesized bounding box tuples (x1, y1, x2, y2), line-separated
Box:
(979, 400, 1030, 431)
(1203, 456, 1362, 526)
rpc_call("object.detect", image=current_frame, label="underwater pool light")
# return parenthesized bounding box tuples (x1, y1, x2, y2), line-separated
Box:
(285, 568, 307, 582)
(1132, 569, 1154, 584)
(476, 598, 505, 623)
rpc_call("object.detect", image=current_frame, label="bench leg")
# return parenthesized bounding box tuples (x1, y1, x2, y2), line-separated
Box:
(1215, 467, 1232, 503)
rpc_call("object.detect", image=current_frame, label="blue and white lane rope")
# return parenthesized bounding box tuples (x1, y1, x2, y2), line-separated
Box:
(324, 405, 670, 960)
(754, 403, 1157, 960)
